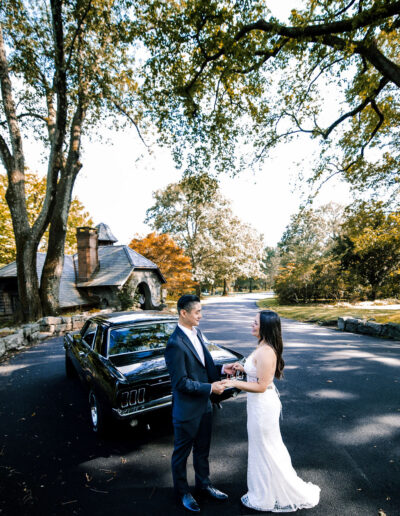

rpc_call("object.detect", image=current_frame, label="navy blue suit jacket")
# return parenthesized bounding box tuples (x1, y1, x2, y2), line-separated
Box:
(165, 326, 220, 423)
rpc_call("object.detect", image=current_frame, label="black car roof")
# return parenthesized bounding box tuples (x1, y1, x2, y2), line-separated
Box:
(89, 311, 178, 327)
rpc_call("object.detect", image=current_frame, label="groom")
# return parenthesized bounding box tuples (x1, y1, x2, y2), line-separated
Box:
(165, 294, 233, 512)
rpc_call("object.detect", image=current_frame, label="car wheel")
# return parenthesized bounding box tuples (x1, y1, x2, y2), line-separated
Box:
(89, 390, 110, 435)
(65, 353, 76, 378)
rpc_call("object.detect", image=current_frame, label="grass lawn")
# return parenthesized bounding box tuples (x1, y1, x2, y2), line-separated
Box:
(257, 297, 400, 325)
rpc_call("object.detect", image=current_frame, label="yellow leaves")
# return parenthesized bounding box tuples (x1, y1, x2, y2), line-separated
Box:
(129, 232, 196, 296)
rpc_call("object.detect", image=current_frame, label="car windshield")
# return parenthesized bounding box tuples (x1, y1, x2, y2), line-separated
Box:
(108, 322, 176, 356)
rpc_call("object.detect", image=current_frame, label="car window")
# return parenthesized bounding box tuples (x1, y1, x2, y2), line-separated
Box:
(94, 325, 104, 354)
(108, 322, 176, 356)
(82, 321, 98, 348)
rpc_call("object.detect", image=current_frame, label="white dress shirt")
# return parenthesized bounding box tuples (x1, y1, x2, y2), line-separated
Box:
(178, 324, 205, 365)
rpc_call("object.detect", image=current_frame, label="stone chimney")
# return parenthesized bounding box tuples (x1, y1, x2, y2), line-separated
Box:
(76, 227, 99, 282)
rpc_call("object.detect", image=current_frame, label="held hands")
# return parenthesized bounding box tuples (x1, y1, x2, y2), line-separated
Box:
(211, 381, 225, 395)
(221, 378, 237, 389)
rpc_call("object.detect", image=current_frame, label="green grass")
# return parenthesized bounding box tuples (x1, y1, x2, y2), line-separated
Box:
(257, 297, 400, 325)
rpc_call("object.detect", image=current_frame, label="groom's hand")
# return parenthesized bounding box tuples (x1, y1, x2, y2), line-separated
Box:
(211, 381, 225, 395)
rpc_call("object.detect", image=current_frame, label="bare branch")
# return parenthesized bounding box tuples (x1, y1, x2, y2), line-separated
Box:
(112, 101, 149, 148)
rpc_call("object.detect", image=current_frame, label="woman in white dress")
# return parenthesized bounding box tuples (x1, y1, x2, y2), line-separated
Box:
(222, 310, 320, 512)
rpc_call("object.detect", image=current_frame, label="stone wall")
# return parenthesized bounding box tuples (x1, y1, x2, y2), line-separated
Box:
(338, 316, 400, 340)
(0, 314, 90, 360)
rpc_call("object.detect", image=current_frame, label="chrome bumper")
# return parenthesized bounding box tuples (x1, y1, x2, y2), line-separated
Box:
(112, 395, 172, 419)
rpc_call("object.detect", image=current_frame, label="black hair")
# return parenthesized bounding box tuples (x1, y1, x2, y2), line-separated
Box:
(258, 310, 285, 379)
(177, 294, 200, 314)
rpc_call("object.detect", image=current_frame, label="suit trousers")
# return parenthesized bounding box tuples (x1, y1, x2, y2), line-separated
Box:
(171, 408, 213, 495)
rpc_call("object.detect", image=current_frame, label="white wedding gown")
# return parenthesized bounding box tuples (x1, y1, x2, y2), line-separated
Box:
(241, 356, 320, 512)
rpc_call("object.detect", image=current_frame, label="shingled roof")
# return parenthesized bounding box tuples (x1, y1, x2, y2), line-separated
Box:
(0, 253, 91, 308)
(96, 222, 118, 244)
(0, 223, 166, 309)
(74, 245, 166, 287)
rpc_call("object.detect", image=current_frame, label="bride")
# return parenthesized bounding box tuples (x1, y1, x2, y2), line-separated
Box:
(222, 310, 320, 512)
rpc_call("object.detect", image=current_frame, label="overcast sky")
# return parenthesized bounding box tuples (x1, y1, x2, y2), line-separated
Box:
(21, 1, 354, 248)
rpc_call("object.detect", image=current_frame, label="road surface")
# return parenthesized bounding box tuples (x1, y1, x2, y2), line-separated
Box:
(0, 293, 399, 515)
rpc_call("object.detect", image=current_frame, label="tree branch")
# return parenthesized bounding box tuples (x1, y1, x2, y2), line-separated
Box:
(320, 76, 389, 139)
(65, 0, 93, 70)
(112, 101, 149, 148)
(313, 34, 400, 87)
(231, 38, 288, 74)
(246, 2, 400, 40)
(0, 132, 12, 172)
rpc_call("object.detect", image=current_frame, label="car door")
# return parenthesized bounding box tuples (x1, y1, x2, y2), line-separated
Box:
(78, 321, 98, 384)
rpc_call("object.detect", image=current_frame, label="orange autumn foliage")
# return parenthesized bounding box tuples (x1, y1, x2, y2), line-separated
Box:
(129, 232, 197, 298)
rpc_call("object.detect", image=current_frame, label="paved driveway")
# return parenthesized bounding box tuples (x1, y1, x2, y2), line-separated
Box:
(0, 294, 399, 516)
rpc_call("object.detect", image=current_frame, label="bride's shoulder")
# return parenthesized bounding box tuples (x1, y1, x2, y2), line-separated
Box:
(257, 343, 277, 358)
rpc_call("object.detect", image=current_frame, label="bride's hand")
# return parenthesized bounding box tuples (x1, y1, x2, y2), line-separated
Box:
(232, 362, 245, 373)
(223, 363, 236, 375)
(221, 378, 236, 389)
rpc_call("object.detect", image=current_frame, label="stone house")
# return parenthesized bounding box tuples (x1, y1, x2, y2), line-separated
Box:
(0, 223, 166, 318)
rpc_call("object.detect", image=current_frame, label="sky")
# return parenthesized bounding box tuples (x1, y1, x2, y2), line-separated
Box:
(22, 1, 354, 248)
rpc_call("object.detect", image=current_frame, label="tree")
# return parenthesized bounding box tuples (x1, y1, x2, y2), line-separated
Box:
(332, 201, 400, 299)
(0, 1, 143, 320)
(274, 202, 345, 303)
(145, 173, 263, 295)
(278, 202, 345, 267)
(139, 1, 400, 196)
(129, 232, 197, 297)
(0, 172, 93, 266)
(261, 247, 281, 289)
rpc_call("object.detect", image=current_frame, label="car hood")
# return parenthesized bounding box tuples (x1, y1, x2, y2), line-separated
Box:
(109, 343, 242, 380)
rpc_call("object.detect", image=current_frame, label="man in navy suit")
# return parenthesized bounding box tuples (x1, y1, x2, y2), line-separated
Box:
(165, 294, 234, 512)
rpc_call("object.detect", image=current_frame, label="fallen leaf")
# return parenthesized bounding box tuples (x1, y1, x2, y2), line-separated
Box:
(85, 473, 92, 482)
(326, 380, 333, 383)
(120, 457, 127, 464)
(378, 510, 387, 516)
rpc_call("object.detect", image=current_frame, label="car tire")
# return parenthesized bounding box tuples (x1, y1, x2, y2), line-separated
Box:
(65, 353, 76, 378)
(89, 390, 110, 436)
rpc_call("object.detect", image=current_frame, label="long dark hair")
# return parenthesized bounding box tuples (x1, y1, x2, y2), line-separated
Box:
(258, 310, 285, 379)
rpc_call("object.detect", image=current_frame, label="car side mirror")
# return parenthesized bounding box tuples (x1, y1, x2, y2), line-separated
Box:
(73, 334, 82, 343)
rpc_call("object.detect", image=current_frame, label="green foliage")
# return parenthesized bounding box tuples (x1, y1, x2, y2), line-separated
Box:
(137, 1, 400, 197)
(117, 282, 141, 311)
(332, 201, 400, 299)
(274, 200, 400, 304)
(260, 246, 281, 289)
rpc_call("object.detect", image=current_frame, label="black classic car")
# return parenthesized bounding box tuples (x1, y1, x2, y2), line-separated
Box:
(64, 311, 245, 434)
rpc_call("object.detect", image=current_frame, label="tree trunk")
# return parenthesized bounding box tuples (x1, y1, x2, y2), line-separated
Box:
(39, 178, 73, 315)
(40, 101, 85, 315)
(223, 279, 228, 296)
(15, 241, 43, 321)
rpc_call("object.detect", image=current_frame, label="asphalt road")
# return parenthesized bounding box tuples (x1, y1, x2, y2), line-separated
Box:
(0, 293, 399, 516)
